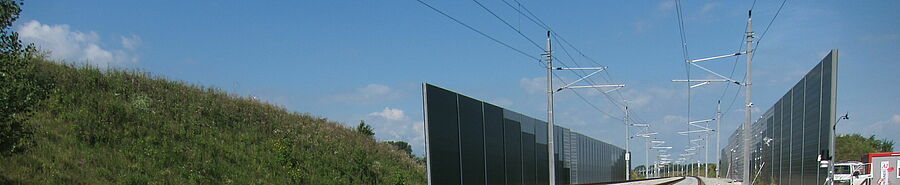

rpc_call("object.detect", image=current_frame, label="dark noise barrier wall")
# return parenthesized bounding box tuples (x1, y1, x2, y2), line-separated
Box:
(719, 50, 838, 185)
(423, 84, 625, 185)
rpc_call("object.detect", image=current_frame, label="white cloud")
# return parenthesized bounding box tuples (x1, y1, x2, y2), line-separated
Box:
(658, 0, 675, 11)
(623, 88, 672, 109)
(18, 20, 139, 68)
(520, 77, 546, 94)
(861, 33, 899, 42)
(489, 97, 514, 107)
(120, 35, 142, 50)
(324, 84, 401, 104)
(768, 68, 808, 84)
(634, 21, 648, 33)
(628, 94, 651, 109)
(663, 115, 688, 124)
(364, 116, 426, 156)
(701, 2, 719, 14)
(845, 115, 900, 149)
(369, 107, 407, 121)
(734, 107, 762, 114)
(362, 84, 393, 97)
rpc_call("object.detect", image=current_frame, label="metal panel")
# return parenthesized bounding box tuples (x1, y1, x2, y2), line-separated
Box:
(483, 103, 506, 185)
(424, 83, 626, 185)
(535, 122, 549, 185)
(520, 117, 536, 185)
(719, 50, 838, 185)
(459, 95, 486, 184)
(504, 117, 523, 185)
(424, 84, 461, 184)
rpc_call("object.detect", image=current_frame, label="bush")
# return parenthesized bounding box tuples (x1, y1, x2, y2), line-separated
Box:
(0, 59, 426, 184)
(0, 0, 52, 155)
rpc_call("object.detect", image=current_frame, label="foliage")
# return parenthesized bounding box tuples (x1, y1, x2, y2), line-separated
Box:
(0, 59, 426, 184)
(385, 141, 413, 157)
(836, 134, 895, 162)
(634, 163, 718, 178)
(0, 1, 424, 183)
(357, 120, 375, 137)
(0, 0, 50, 155)
(415, 156, 426, 165)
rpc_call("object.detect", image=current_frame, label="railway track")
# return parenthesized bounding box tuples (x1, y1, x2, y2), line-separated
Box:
(579, 176, 707, 185)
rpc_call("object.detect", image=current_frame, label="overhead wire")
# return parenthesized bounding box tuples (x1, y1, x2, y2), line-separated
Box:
(714, 1, 753, 124)
(501, 0, 628, 99)
(500, 0, 644, 122)
(719, 0, 788, 122)
(753, 0, 788, 51)
(510, 0, 659, 148)
(471, 0, 544, 50)
(551, 37, 652, 124)
(683, 0, 786, 167)
(674, 0, 692, 149)
(553, 41, 630, 115)
(509, 0, 660, 139)
(464, 0, 629, 121)
(554, 72, 626, 122)
(507, 0, 635, 113)
(418, 0, 666, 134)
(414, 0, 540, 61)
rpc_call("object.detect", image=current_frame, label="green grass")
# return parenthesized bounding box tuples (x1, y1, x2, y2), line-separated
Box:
(0, 59, 425, 184)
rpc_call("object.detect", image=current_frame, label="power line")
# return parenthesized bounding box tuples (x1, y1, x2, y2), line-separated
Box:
(499, 0, 627, 96)
(501, 0, 639, 118)
(715, 1, 755, 117)
(414, 0, 539, 61)
(674, 0, 693, 146)
(552, 39, 655, 124)
(471, 0, 544, 50)
(553, 42, 629, 114)
(754, 0, 788, 51)
(508, 0, 635, 111)
(415, 0, 628, 121)
(554, 72, 626, 121)
(507, 0, 551, 30)
(501, 0, 549, 30)
(720, 0, 788, 122)
(500, 3, 662, 165)
(418, 0, 654, 127)
(469, 0, 632, 121)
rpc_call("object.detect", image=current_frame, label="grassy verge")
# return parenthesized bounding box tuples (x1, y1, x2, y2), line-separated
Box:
(0, 59, 425, 184)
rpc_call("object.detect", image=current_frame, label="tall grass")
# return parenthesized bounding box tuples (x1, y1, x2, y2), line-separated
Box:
(0, 59, 425, 184)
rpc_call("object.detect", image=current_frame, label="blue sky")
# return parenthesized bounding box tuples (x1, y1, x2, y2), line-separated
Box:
(18, 0, 900, 166)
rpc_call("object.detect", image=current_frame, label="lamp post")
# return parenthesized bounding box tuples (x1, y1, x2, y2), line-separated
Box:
(826, 113, 849, 185)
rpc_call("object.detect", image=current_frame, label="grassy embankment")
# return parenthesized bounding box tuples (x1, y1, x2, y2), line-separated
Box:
(1, 59, 425, 184)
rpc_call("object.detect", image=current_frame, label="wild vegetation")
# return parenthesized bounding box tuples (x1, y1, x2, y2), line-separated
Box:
(836, 134, 895, 162)
(632, 163, 718, 179)
(0, 1, 425, 184)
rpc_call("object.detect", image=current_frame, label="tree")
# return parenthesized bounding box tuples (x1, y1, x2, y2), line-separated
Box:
(836, 134, 895, 162)
(0, 0, 49, 155)
(355, 120, 374, 137)
(385, 141, 413, 157)
(416, 156, 426, 165)
(632, 165, 646, 179)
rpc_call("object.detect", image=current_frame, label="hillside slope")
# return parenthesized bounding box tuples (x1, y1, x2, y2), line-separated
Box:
(0, 59, 426, 184)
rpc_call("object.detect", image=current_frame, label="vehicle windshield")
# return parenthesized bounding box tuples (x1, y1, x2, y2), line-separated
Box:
(835, 165, 852, 174)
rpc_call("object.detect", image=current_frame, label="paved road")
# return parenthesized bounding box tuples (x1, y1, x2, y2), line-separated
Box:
(672, 177, 697, 185)
(606, 177, 684, 185)
(606, 176, 739, 185)
(697, 177, 742, 185)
